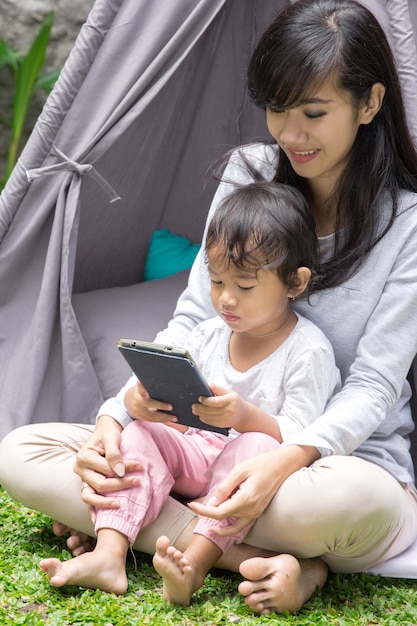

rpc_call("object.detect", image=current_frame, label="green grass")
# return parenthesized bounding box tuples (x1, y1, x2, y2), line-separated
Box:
(1, 486, 417, 625)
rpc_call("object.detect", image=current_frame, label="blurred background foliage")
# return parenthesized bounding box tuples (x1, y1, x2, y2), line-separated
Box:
(0, 12, 60, 191)
(0, 0, 94, 193)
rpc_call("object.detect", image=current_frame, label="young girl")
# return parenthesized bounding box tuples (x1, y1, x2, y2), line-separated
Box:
(39, 181, 340, 597)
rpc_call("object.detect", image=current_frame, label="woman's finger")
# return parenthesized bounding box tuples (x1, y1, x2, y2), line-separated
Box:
(79, 469, 142, 495)
(188, 487, 256, 520)
(81, 486, 120, 509)
(188, 500, 226, 519)
(209, 516, 253, 536)
(74, 448, 112, 480)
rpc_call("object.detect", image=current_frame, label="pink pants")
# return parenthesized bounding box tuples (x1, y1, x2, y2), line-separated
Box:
(95, 421, 279, 552)
(193, 431, 280, 552)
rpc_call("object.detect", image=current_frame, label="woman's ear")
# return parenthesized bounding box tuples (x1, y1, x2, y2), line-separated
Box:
(359, 82, 386, 125)
(290, 267, 311, 299)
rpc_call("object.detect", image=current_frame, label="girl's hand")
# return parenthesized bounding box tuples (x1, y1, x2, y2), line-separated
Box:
(188, 445, 320, 535)
(192, 384, 245, 430)
(73, 414, 144, 510)
(125, 380, 178, 423)
(193, 385, 281, 440)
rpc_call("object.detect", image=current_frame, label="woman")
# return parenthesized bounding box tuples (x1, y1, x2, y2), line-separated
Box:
(2, 0, 417, 615)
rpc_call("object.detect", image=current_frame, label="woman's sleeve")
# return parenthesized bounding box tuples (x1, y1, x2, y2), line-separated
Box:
(95, 374, 137, 426)
(285, 215, 417, 457)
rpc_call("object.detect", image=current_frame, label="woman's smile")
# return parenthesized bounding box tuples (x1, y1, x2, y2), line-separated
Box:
(287, 148, 321, 164)
(266, 79, 369, 197)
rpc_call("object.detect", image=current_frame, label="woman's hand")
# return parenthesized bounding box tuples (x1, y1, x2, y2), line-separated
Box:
(73, 414, 143, 510)
(189, 445, 320, 535)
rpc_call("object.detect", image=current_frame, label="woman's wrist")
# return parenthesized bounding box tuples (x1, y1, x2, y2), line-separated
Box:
(279, 444, 321, 471)
(96, 413, 124, 433)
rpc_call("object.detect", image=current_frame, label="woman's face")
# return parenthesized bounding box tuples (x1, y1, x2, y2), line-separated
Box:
(266, 79, 367, 196)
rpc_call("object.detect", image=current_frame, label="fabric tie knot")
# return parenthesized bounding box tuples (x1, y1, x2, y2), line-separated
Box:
(23, 145, 121, 203)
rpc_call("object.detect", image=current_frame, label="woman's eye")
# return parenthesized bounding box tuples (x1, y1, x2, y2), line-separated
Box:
(267, 104, 285, 115)
(305, 110, 326, 119)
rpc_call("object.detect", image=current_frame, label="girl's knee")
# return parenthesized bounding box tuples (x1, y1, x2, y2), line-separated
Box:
(219, 432, 279, 466)
(231, 431, 279, 453)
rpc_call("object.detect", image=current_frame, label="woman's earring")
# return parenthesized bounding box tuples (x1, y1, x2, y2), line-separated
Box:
(289, 294, 296, 301)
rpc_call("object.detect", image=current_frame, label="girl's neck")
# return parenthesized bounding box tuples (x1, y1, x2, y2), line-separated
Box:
(228, 309, 297, 372)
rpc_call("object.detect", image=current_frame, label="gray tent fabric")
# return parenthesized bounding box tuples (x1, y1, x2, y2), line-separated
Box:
(1, 0, 417, 442)
(0, 0, 280, 437)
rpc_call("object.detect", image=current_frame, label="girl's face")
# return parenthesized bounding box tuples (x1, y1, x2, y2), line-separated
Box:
(266, 79, 370, 198)
(207, 246, 297, 337)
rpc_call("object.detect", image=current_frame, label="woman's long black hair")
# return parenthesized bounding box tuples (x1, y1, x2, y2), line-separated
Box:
(247, 0, 417, 290)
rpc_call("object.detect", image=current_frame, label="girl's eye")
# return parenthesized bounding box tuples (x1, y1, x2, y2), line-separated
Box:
(238, 285, 255, 291)
(210, 279, 222, 286)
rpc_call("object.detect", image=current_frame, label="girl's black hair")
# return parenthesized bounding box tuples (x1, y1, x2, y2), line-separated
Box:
(205, 181, 319, 297)
(246, 0, 417, 290)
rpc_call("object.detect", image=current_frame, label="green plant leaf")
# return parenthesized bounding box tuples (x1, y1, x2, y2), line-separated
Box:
(13, 11, 54, 137)
(34, 67, 61, 93)
(6, 11, 54, 180)
(0, 39, 21, 70)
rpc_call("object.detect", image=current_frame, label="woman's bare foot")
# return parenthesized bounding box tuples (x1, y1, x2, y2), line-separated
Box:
(52, 521, 95, 557)
(153, 536, 204, 605)
(39, 548, 128, 595)
(238, 554, 328, 614)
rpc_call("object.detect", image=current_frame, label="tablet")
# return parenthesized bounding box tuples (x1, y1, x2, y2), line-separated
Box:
(117, 339, 229, 435)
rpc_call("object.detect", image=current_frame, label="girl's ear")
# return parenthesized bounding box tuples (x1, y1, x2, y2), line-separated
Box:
(290, 267, 311, 299)
(359, 82, 386, 125)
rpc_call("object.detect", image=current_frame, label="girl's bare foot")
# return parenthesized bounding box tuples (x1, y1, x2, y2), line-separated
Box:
(39, 548, 128, 595)
(238, 554, 328, 614)
(153, 535, 204, 605)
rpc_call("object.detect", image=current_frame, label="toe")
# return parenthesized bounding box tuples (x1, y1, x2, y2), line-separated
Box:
(155, 535, 170, 555)
(239, 556, 275, 581)
(52, 521, 71, 537)
(238, 579, 260, 596)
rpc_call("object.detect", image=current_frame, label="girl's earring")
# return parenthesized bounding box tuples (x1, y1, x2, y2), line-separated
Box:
(289, 294, 296, 301)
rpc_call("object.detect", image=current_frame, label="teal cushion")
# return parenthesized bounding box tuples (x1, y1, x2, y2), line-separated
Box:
(144, 229, 201, 281)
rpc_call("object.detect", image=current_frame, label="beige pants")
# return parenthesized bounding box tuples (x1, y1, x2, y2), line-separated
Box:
(1, 422, 416, 573)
